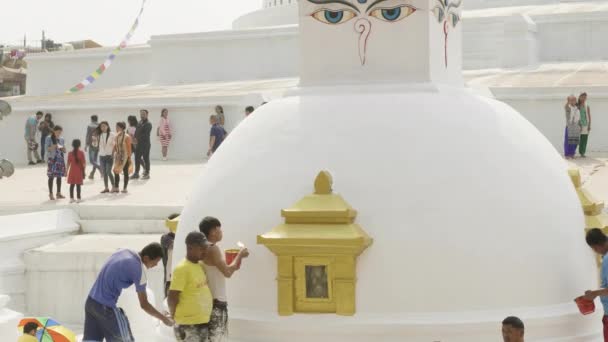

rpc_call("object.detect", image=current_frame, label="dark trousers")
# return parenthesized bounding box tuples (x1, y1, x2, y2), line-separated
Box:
(209, 300, 228, 341)
(174, 323, 209, 342)
(48, 177, 62, 194)
(88, 148, 100, 175)
(114, 160, 130, 189)
(134, 144, 150, 175)
(84, 297, 134, 342)
(41, 135, 48, 160)
(99, 156, 114, 189)
(579, 134, 589, 156)
(69, 184, 81, 199)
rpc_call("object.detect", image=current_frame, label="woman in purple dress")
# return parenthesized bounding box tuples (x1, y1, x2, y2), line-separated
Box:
(564, 95, 580, 159)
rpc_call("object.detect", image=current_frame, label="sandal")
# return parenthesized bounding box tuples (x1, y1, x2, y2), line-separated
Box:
(56, 193, 65, 199)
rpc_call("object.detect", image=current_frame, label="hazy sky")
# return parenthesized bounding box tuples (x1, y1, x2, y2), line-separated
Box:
(0, 0, 260, 47)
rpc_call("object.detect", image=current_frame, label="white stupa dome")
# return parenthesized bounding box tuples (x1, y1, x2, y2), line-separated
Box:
(175, 1, 598, 340)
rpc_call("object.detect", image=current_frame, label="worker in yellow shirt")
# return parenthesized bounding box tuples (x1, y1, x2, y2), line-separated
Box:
(168, 231, 213, 341)
(18, 322, 39, 342)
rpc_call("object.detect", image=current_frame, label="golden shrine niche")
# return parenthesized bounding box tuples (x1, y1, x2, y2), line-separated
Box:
(257, 171, 372, 316)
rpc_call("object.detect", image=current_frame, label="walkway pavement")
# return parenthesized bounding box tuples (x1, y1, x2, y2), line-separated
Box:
(2, 156, 608, 215)
(0, 160, 203, 214)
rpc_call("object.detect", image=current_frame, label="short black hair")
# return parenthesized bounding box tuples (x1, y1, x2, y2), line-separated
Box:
(140, 242, 164, 260)
(502, 316, 524, 330)
(167, 213, 180, 220)
(35, 111, 43, 116)
(199, 216, 222, 237)
(128, 115, 138, 127)
(72, 139, 81, 149)
(91, 115, 98, 122)
(186, 231, 210, 246)
(24, 322, 38, 334)
(245, 106, 254, 113)
(140, 109, 149, 114)
(586, 228, 607, 247)
(53, 125, 63, 132)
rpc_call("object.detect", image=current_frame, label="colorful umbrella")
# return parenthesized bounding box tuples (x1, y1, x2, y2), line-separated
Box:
(18, 317, 76, 342)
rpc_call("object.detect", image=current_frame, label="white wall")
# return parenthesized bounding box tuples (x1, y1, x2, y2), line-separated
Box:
(2, 86, 608, 165)
(26, 45, 151, 96)
(149, 28, 299, 86)
(23, 5, 608, 94)
(0, 209, 79, 312)
(0, 101, 258, 166)
(492, 87, 608, 154)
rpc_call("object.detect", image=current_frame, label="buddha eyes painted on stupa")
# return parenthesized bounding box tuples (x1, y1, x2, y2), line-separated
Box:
(307, 0, 418, 65)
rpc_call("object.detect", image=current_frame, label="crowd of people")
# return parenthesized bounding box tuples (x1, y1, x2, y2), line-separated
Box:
(22, 109, 162, 201)
(23, 105, 257, 202)
(81, 215, 249, 342)
(563, 92, 592, 159)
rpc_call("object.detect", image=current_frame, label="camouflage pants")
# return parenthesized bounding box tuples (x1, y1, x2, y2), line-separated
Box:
(208, 302, 228, 342)
(174, 323, 209, 342)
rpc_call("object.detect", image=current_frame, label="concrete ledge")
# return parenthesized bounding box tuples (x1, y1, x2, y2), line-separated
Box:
(0, 209, 79, 312)
(0, 295, 22, 342)
(24, 234, 164, 324)
(79, 219, 168, 234)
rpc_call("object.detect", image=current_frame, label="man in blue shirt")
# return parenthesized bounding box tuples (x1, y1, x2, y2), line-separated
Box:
(83, 242, 174, 341)
(207, 115, 226, 158)
(584, 228, 608, 340)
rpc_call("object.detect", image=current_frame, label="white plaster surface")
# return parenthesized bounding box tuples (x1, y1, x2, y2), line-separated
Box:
(173, 84, 600, 340)
(0, 209, 79, 312)
(26, 45, 151, 96)
(0, 161, 201, 215)
(23, 234, 164, 326)
(0, 295, 22, 342)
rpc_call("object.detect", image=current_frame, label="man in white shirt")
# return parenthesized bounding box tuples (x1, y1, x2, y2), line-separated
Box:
(199, 216, 249, 342)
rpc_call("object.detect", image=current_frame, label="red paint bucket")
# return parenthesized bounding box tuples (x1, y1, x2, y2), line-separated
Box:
(575, 296, 595, 315)
(225, 249, 241, 268)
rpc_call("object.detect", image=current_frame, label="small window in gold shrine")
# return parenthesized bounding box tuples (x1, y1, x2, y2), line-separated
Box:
(305, 265, 329, 299)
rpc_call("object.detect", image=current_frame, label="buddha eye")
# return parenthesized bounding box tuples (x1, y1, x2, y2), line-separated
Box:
(369, 6, 416, 22)
(311, 9, 357, 25)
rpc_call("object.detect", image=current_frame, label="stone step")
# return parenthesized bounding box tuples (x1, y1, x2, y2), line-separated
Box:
(0, 209, 80, 313)
(23, 234, 166, 326)
(0, 295, 22, 342)
(0, 204, 183, 220)
(79, 219, 168, 234)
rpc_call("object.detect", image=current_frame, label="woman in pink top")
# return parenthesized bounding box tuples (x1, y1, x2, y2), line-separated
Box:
(157, 109, 172, 161)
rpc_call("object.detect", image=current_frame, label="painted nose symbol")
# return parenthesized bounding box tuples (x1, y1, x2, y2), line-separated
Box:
(354, 18, 371, 65)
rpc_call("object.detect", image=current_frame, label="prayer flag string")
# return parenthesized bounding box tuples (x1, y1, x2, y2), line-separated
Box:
(66, 0, 147, 93)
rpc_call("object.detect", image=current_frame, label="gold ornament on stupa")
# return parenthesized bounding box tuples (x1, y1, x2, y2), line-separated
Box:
(257, 170, 373, 316)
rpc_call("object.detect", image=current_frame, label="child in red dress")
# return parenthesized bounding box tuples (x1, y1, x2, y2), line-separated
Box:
(67, 139, 86, 203)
